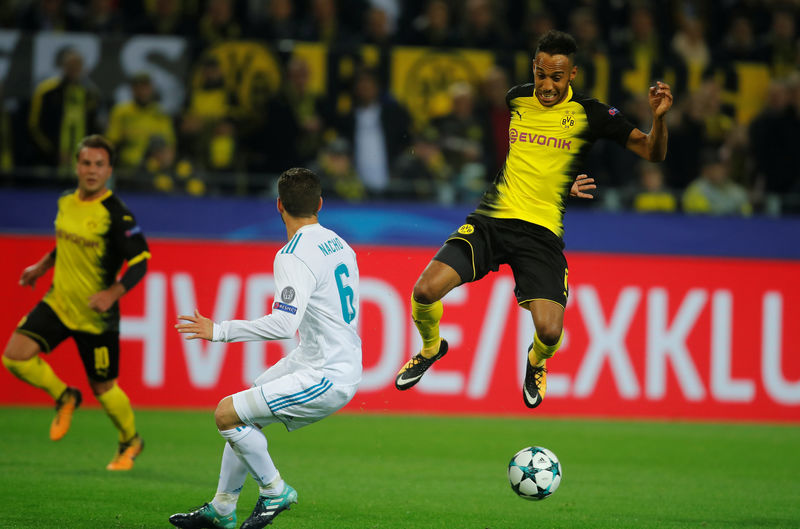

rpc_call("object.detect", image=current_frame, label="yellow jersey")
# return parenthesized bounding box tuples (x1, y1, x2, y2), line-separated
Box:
(476, 85, 634, 238)
(43, 189, 150, 334)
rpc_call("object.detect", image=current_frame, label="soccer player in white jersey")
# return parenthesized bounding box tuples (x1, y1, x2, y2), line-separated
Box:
(168, 167, 361, 529)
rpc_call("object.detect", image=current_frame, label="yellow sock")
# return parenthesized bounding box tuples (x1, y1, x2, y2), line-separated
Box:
(411, 296, 443, 358)
(528, 332, 564, 367)
(96, 383, 137, 442)
(2, 355, 67, 400)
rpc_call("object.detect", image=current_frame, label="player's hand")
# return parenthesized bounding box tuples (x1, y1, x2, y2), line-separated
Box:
(649, 81, 673, 118)
(19, 264, 44, 288)
(175, 309, 213, 341)
(88, 289, 118, 313)
(570, 174, 596, 199)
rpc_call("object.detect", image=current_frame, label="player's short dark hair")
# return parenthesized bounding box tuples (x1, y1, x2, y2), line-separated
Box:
(535, 30, 578, 61)
(76, 134, 116, 166)
(278, 167, 322, 218)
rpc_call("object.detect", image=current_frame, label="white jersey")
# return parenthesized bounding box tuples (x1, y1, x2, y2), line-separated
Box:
(213, 223, 361, 385)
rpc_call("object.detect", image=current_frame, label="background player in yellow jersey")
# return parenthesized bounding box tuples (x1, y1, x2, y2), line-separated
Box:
(2, 135, 151, 470)
(395, 30, 672, 408)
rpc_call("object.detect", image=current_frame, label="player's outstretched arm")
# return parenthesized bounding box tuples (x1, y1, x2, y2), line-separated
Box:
(19, 249, 56, 288)
(175, 309, 214, 341)
(625, 81, 673, 162)
(570, 174, 596, 199)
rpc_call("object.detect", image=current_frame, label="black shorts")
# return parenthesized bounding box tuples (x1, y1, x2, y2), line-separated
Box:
(433, 213, 569, 307)
(16, 301, 120, 382)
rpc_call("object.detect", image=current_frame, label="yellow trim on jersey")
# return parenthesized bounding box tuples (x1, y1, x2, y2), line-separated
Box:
(445, 236, 476, 281)
(127, 250, 152, 267)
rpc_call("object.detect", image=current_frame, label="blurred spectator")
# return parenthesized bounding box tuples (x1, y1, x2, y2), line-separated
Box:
(75, 0, 125, 35)
(106, 72, 176, 171)
(368, 0, 400, 34)
(311, 138, 366, 201)
(612, 5, 666, 71)
(197, 0, 244, 52)
(0, 83, 13, 175)
(671, 15, 711, 90)
(391, 126, 452, 201)
(403, 0, 458, 47)
(336, 67, 411, 196)
(240, 67, 300, 174)
(282, 57, 331, 164)
(128, 0, 195, 36)
(682, 153, 751, 216)
(477, 65, 510, 175)
(28, 48, 100, 170)
(142, 136, 205, 196)
(431, 81, 487, 184)
(714, 14, 764, 63)
(458, 0, 511, 50)
(760, 9, 799, 79)
(247, 0, 298, 41)
(16, 0, 81, 31)
(298, 0, 343, 44)
(362, 6, 395, 46)
(749, 79, 800, 196)
(517, 9, 556, 54)
(623, 162, 677, 213)
(205, 118, 239, 173)
(179, 55, 238, 170)
(569, 7, 609, 99)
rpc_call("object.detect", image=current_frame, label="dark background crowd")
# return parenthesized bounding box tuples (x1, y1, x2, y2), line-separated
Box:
(0, 0, 798, 216)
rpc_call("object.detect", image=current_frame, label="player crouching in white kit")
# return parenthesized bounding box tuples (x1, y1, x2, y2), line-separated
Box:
(169, 167, 362, 529)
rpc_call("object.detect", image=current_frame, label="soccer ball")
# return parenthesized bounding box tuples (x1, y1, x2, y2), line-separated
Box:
(507, 446, 562, 500)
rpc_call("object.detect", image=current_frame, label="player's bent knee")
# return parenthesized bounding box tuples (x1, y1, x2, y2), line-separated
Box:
(413, 279, 446, 305)
(537, 327, 563, 347)
(89, 379, 115, 396)
(215, 396, 244, 430)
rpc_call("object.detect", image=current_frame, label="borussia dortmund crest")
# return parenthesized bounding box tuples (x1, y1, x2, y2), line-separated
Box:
(458, 224, 475, 235)
(560, 110, 576, 129)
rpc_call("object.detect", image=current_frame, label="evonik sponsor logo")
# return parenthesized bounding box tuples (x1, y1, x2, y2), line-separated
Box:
(509, 128, 571, 150)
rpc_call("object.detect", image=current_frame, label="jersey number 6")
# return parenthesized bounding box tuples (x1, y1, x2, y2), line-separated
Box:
(334, 263, 356, 324)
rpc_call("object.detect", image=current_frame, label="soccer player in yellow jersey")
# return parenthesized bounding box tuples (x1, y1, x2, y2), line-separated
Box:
(2, 135, 151, 469)
(395, 30, 673, 408)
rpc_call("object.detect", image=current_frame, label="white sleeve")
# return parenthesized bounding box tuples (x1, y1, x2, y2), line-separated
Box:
(212, 253, 315, 342)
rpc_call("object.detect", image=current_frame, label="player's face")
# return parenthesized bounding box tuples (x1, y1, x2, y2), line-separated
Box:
(532, 53, 576, 107)
(76, 147, 112, 200)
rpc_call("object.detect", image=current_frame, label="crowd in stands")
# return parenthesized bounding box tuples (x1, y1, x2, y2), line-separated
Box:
(0, 0, 798, 216)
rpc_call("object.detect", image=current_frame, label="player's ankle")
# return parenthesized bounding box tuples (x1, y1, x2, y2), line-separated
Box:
(420, 341, 441, 358)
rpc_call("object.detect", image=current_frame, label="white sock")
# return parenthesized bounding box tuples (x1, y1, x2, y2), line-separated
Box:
(219, 426, 279, 489)
(259, 473, 286, 498)
(210, 442, 247, 516)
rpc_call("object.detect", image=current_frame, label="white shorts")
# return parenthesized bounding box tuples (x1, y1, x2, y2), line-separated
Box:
(232, 357, 357, 432)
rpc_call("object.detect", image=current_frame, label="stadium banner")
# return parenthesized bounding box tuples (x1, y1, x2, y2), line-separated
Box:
(0, 30, 190, 115)
(0, 234, 798, 423)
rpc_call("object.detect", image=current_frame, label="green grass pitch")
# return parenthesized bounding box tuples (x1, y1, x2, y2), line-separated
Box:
(1, 407, 799, 529)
